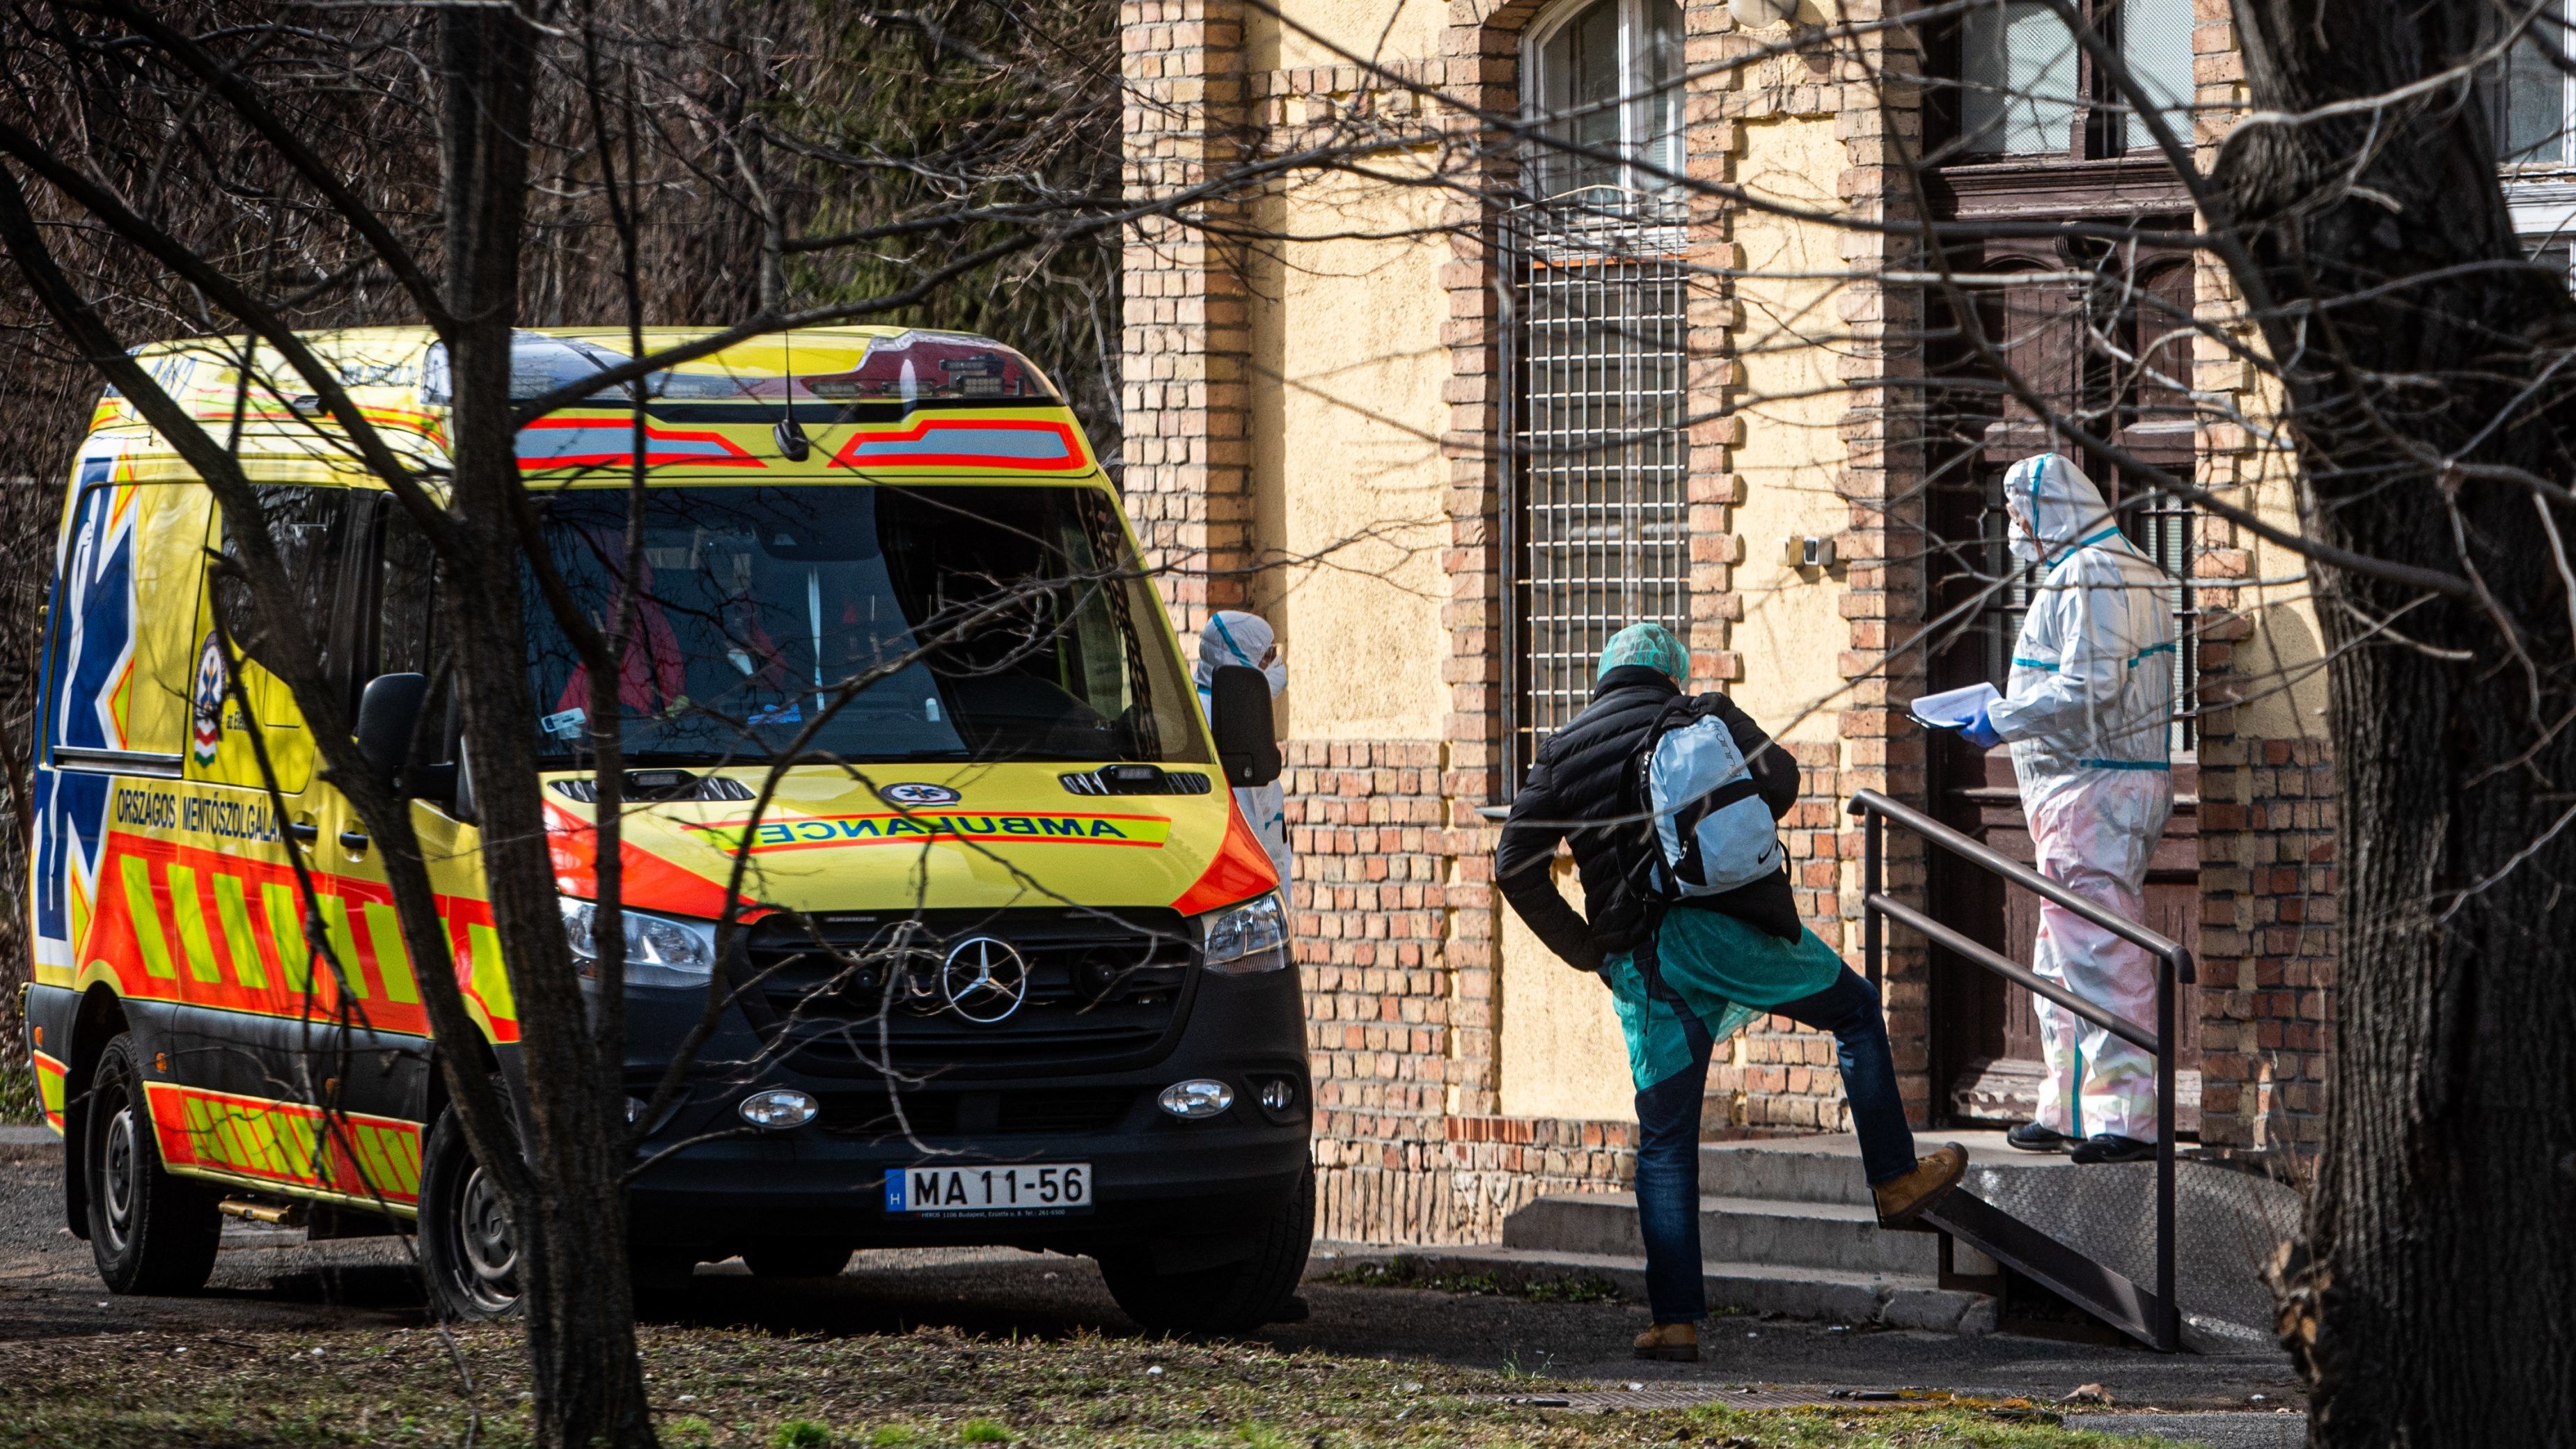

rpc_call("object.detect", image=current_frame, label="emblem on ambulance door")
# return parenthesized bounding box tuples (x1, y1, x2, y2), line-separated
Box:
(939, 938, 1028, 1024)
(190, 632, 228, 765)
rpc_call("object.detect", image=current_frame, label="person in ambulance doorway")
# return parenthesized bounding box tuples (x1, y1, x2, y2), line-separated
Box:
(1951, 453, 2178, 1167)
(1495, 622, 1967, 1364)
(1193, 611, 1291, 885)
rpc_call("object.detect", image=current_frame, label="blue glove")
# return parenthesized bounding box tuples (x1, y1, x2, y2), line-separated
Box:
(1958, 705, 2003, 751)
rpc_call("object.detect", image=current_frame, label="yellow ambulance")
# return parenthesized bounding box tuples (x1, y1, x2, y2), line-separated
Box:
(21, 326, 1310, 1331)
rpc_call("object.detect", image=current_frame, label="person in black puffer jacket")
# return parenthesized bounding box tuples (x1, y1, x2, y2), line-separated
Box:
(1495, 664, 1798, 967)
(1493, 622, 1964, 1365)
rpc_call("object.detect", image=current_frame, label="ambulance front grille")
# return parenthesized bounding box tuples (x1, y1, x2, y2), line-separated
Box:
(742, 907, 1196, 1074)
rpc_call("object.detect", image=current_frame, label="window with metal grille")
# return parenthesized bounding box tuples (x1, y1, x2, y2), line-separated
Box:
(1503, 0, 1692, 788)
(1504, 208, 1690, 783)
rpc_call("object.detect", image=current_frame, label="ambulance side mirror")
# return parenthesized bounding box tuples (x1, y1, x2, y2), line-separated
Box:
(354, 673, 429, 787)
(1209, 664, 1280, 788)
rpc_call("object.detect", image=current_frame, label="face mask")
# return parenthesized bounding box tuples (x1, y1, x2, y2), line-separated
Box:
(2008, 512, 2040, 564)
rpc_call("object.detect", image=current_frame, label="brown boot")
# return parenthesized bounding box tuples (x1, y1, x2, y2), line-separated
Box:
(1873, 1143, 1968, 1228)
(1632, 1321, 1699, 1362)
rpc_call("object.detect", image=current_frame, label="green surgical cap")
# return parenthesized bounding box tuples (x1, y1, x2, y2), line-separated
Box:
(1598, 622, 1688, 684)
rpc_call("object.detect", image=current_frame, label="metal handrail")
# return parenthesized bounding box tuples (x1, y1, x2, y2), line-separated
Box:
(1846, 786, 2195, 1352)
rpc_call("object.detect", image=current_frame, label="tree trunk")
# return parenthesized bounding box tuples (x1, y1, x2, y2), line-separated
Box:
(2213, 0, 2576, 1440)
(439, 9, 654, 1448)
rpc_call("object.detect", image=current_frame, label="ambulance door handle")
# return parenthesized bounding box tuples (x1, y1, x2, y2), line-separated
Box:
(286, 822, 319, 844)
(338, 829, 371, 854)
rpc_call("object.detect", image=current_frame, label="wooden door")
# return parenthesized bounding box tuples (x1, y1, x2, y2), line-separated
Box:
(1920, 219, 2203, 1134)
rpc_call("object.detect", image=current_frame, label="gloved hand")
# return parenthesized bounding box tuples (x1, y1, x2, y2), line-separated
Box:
(1959, 705, 2003, 751)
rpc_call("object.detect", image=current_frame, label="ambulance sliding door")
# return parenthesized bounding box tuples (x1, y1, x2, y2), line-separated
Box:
(158, 484, 425, 1207)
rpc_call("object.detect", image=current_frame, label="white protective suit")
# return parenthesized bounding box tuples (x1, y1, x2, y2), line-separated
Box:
(1985, 454, 2177, 1143)
(1193, 611, 1292, 884)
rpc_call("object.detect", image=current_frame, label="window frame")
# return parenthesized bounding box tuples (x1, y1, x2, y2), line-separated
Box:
(1520, 0, 1686, 207)
(2491, 0, 2576, 170)
(1941, 0, 2197, 164)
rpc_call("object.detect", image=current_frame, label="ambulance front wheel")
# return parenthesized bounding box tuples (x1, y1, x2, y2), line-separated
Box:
(84, 1035, 221, 1295)
(419, 1109, 524, 1320)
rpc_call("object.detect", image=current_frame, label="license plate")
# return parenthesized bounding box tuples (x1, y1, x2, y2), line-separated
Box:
(884, 1162, 1092, 1217)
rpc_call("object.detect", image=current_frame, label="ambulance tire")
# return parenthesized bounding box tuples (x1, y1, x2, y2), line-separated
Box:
(419, 1109, 524, 1321)
(1096, 1162, 1314, 1335)
(84, 1035, 221, 1296)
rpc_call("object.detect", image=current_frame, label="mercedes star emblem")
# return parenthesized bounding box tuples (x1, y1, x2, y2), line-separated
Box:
(939, 937, 1029, 1024)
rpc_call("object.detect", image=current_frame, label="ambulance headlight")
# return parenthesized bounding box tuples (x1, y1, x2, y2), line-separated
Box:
(1197, 894, 1289, 975)
(560, 899, 718, 989)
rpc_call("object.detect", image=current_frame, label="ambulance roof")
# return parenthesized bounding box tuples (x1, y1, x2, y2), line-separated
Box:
(83, 325, 1099, 487)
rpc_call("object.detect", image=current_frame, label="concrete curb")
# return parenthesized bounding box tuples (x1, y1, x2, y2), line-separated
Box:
(1305, 1241, 1997, 1336)
(0, 1125, 61, 1148)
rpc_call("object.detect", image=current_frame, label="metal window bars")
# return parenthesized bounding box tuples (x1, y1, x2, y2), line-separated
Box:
(2130, 490, 2198, 752)
(1501, 192, 1693, 790)
(1850, 786, 2194, 1352)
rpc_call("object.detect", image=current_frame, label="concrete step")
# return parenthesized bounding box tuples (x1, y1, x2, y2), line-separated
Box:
(1682, 1132, 2305, 1349)
(1502, 1191, 1942, 1276)
(1310, 1242, 1995, 1335)
(1698, 1140, 1876, 1206)
(1698, 1129, 2047, 1205)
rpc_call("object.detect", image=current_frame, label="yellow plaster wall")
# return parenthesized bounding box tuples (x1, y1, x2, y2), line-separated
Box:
(1250, 0, 1446, 74)
(2223, 476, 2330, 742)
(1725, 115, 1854, 744)
(1249, 166, 1452, 742)
(1498, 859, 1637, 1120)
(2197, 333, 2328, 744)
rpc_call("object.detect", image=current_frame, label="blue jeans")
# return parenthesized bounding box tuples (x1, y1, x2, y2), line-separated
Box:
(1632, 965, 1918, 1323)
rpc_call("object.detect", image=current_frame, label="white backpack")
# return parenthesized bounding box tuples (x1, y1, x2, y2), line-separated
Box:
(1633, 696, 1784, 899)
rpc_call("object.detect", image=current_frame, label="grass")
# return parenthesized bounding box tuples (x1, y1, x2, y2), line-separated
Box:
(1326, 1259, 1625, 1304)
(0, 1322, 2213, 1448)
(0, 1057, 41, 1126)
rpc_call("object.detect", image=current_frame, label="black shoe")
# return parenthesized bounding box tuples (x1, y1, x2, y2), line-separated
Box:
(2069, 1133, 2155, 1164)
(2005, 1121, 2071, 1154)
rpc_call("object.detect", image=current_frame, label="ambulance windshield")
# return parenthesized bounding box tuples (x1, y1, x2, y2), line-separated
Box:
(521, 485, 1205, 767)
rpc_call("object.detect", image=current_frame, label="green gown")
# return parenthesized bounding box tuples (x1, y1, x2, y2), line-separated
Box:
(1605, 905, 1849, 1090)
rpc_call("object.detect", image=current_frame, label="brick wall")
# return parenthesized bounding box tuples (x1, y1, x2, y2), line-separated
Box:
(1285, 737, 1635, 1242)
(1120, 0, 1255, 636)
(2185, 0, 2334, 1177)
(1676, 0, 1935, 1138)
(2194, 616, 2336, 1172)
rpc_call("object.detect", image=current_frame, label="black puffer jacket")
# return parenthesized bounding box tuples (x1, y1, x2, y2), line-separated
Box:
(1495, 666, 1800, 971)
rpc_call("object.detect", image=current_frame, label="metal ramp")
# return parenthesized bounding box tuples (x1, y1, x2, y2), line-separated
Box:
(1852, 789, 2295, 1353)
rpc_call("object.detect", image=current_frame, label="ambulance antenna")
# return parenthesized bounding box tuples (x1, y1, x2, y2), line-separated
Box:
(773, 329, 811, 461)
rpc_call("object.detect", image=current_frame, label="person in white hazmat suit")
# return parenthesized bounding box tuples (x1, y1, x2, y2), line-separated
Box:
(1957, 453, 2176, 1165)
(1193, 610, 1293, 884)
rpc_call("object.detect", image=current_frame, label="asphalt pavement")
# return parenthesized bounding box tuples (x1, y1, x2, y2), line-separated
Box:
(0, 1131, 2306, 1441)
